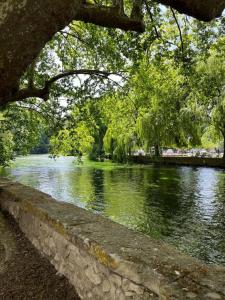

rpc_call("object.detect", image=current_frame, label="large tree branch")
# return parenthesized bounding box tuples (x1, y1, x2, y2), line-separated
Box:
(9, 69, 119, 103)
(77, 3, 144, 31)
(157, 0, 225, 21)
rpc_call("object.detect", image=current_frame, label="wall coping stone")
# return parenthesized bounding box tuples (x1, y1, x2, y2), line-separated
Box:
(129, 156, 225, 168)
(0, 178, 225, 300)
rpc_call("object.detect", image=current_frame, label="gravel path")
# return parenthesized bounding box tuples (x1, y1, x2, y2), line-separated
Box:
(0, 211, 80, 300)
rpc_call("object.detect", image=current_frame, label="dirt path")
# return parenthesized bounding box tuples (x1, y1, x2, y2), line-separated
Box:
(0, 211, 16, 274)
(0, 211, 80, 300)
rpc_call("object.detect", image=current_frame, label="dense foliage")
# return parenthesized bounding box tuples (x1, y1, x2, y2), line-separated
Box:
(1, 5, 225, 165)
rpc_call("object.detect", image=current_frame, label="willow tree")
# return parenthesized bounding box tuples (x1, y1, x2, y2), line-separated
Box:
(102, 93, 137, 162)
(133, 59, 201, 156)
(191, 38, 225, 157)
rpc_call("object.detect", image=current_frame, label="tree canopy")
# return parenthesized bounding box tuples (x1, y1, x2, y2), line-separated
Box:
(0, 0, 225, 107)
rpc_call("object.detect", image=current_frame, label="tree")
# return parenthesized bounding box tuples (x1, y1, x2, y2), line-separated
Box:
(133, 59, 201, 156)
(44, 12, 222, 162)
(50, 124, 94, 159)
(192, 42, 225, 157)
(30, 131, 50, 155)
(0, 0, 224, 107)
(0, 113, 14, 166)
(0, 105, 47, 165)
(102, 93, 137, 162)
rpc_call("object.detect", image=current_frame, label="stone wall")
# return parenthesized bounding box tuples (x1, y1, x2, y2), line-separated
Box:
(129, 156, 225, 168)
(0, 179, 225, 300)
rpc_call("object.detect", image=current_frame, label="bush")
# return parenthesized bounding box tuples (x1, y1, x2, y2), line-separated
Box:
(0, 130, 15, 166)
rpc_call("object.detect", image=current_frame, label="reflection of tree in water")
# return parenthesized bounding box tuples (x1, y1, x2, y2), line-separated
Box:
(138, 166, 225, 265)
(137, 166, 201, 242)
(68, 168, 94, 204)
(0, 168, 9, 178)
(101, 167, 147, 225)
(135, 165, 182, 238)
(86, 169, 105, 213)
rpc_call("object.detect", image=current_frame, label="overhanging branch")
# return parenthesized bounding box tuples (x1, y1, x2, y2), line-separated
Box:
(76, 3, 145, 32)
(157, 0, 225, 21)
(10, 69, 120, 103)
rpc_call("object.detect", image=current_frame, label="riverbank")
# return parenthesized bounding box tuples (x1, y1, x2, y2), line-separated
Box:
(0, 210, 79, 300)
(129, 155, 225, 168)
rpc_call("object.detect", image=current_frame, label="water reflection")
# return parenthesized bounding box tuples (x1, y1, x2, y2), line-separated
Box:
(1, 155, 225, 265)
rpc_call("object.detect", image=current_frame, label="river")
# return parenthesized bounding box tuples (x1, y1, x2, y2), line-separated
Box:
(1, 154, 225, 265)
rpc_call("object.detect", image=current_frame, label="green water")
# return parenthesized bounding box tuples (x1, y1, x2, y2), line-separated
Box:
(1, 155, 225, 265)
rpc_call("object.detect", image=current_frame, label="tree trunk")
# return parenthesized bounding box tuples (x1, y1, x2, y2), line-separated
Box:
(223, 134, 225, 159)
(154, 145, 160, 157)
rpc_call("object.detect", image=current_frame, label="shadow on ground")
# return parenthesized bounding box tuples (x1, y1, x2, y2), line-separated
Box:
(0, 211, 80, 300)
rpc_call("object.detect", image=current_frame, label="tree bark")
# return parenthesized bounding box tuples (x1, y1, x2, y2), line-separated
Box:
(8, 69, 115, 103)
(0, 0, 224, 106)
(154, 144, 160, 157)
(223, 133, 225, 159)
(159, 0, 225, 21)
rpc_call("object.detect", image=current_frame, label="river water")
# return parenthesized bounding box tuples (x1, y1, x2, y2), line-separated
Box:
(1, 155, 225, 265)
